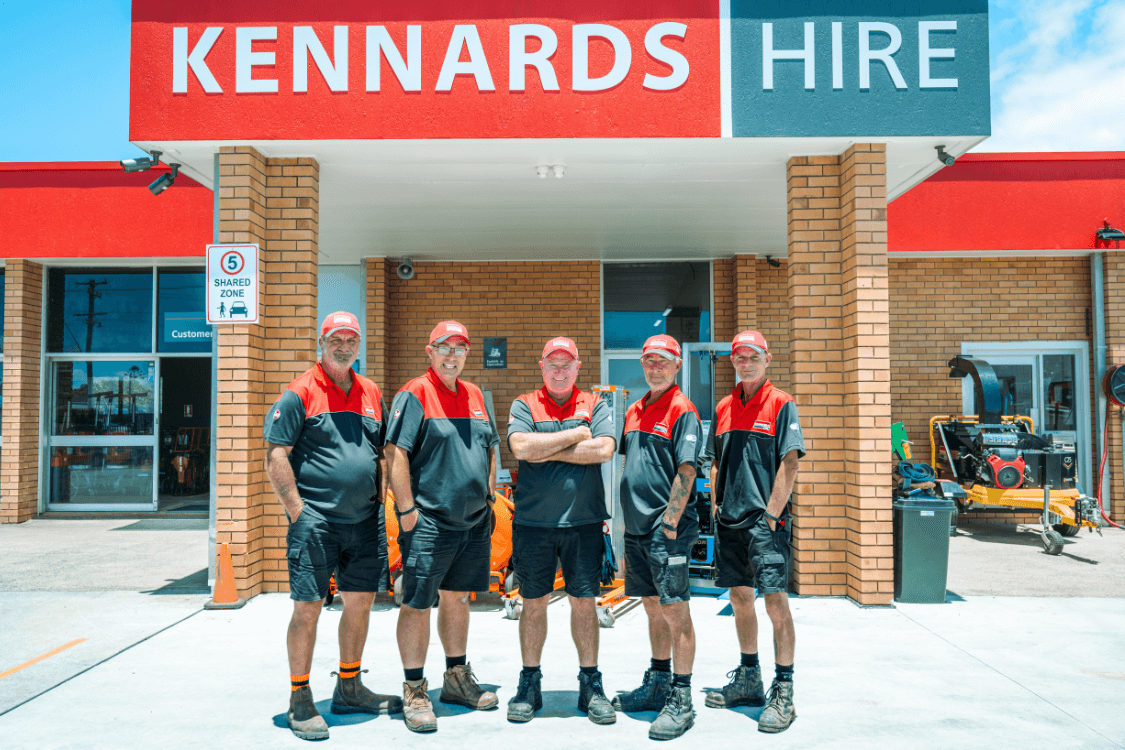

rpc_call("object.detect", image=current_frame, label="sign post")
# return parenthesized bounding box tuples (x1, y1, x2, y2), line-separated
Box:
(206, 243, 259, 324)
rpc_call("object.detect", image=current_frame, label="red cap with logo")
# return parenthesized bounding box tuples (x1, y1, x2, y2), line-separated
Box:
(542, 336, 579, 360)
(732, 330, 769, 354)
(429, 320, 471, 346)
(320, 311, 361, 338)
(641, 334, 682, 361)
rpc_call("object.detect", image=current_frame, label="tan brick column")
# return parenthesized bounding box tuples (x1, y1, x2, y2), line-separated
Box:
(734, 254, 758, 332)
(1104, 255, 1125, 524)
(1, 260, 43, 523)
(786, 156, 846, 596)
(713, 258, 736, 343)
(366, 258, 388, 387)
(838, 144, 893, 604)
(215, 147, 319, 597)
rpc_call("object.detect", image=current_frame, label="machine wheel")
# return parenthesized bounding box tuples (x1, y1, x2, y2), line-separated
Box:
(504, 598, 522, 620)
(1052, 523, 1081, 537)
(1042, 529, 1065, 556)
(393, 574, 404, 607)
(596, 607, 615, 628)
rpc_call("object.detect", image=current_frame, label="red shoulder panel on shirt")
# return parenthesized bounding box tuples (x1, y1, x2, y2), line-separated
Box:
(623, 387, 698, 437)
(286, 366, 383, 421)
(405, 372, 491, 421)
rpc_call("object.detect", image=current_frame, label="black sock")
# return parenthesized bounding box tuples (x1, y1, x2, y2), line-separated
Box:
(651, 658, 672, 673)
(671, 673, 691, 688)
(404, 667, 424, 682)
(741, 652, 760, 668)
(580, 665, 599, 676)
(446, 655, 467, 670)
(775, 664, 794, 683)
(522, 665, 541, 676)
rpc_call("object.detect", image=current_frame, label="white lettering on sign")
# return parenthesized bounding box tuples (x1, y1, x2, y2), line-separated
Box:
(918, 21, 958, 88)
(859, 22, 906, 90)
(237, 27, 279, 93)
(171, 22, 694, 94)
(762, 22, 814, 90)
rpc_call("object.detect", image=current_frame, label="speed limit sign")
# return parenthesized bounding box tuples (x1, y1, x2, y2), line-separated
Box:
(207, 243, 259, 324)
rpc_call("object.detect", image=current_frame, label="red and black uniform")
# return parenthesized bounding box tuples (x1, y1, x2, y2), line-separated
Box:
(385, 368, 499, 608)
(265, 363, 389, 601)
(507, 386, 615, 599)
(702, 380, 805, 594)
(618, 385, 702, 604)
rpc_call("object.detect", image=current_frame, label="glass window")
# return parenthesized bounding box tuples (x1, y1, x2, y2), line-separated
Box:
(49, 446, 154, 505)
(52, 360, 155, 436)
(47, 268, 153, 353)
(604, 262, 711, 349)
(1043, 355, 1077, 431)
(158, 268, 211, 353)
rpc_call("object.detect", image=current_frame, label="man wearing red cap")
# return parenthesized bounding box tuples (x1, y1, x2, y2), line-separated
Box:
(264, 311, 402, 741)
(701, 330, 804, 734)
(505, 337, 618, 725)
(384, 320, 500, 732)
(611, 334, 703, 740)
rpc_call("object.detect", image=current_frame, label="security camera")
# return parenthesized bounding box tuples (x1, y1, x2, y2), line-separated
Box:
(148, 164, 180, 196)
(121, 150, 162, 173)
(397, 259, 414, 280)
(936, 145, 956, 167)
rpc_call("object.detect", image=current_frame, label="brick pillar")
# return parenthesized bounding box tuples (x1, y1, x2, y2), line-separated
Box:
(838, 144, 893, 604)
(1, 261, 43, 523)
(1104, 255, 1125, 524)
(215, 147, 319, 598)
(713, 258, 736, 344)
(366, 258, 388, 387)
(734, 254, 757, 331)
(786, 156, 847, 596)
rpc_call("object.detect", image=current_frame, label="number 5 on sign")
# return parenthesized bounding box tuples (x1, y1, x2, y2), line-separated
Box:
(207, 243, 259, 324)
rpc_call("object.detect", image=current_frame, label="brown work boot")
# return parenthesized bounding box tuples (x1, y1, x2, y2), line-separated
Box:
(758, 680, 796, 733)
(287, 686, 329, 741)
(440, 663, 499, 710)
(403, 679, 438, 733)
(331, 670, 404, 715)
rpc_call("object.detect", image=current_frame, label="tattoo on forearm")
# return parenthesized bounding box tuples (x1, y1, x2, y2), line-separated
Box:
(664, 468, 694, 520)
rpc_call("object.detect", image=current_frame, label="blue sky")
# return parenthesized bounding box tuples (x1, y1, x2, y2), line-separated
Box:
(0, 0, 1121, 161)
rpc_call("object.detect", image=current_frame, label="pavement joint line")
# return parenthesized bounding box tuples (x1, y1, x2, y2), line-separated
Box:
(0, 607, 204, 719)
(0, 639, 88, 680)
(894, 606, 1125, 750)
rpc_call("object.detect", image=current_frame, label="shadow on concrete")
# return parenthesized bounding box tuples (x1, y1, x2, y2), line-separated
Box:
(111, 519, 208, 531)
(141, 568, 210, 595)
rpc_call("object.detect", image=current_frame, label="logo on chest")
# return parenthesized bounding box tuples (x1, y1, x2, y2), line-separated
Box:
(653, 422, 670, 436)
(364, 406, 375, 416)
(575, 409, 590, 419)
(752, 420, 773, 433)
(473, 409, 484, 418)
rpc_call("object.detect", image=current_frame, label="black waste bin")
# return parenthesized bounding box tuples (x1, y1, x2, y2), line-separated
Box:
(892, 494, 956, 603)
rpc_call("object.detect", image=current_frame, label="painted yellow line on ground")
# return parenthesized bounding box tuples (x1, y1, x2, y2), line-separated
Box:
(0, 639, 87, 680)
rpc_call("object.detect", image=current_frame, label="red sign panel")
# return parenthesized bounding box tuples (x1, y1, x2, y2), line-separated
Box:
(130, 1, 721, 141)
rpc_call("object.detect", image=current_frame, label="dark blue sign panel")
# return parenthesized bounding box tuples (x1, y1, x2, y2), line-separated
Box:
(730, 0, 989, 137)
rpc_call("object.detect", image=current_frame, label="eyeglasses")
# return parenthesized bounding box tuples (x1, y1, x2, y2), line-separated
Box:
(434, 345, 468, 357)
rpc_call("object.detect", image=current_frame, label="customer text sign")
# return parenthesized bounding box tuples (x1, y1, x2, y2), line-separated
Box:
(207, 243, 259, 324)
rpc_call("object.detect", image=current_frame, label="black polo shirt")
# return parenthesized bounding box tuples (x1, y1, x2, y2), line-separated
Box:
(507, 386, 615, 528)
(619, 385, 702, 535)
(385, 368, 500, 530)
(264, 363, 387, 524)
(702, 380, 806, 529)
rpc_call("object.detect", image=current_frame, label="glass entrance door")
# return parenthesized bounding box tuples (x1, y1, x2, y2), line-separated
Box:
(960, 343, 1091, 491)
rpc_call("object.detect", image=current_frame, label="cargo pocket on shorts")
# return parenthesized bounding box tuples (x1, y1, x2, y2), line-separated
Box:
(660, 553, 690, 600)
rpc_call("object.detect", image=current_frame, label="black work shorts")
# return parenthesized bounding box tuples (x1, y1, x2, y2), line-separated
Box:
(286, 505, 389, 602)
(624, 523, 699, 605)
(715, 514, 791, 595)
(512, 522, 604, 600)
(398, 509, 491, 610)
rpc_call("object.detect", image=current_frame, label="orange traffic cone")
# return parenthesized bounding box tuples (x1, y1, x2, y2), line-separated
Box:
(204, 542, 247, 610)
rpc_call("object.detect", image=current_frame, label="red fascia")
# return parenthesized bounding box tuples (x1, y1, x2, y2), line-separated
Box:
(0, 162, 212, 259)
(888, 152, 1125, 253)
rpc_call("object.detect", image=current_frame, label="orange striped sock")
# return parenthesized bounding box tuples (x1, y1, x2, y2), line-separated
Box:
(291, 673, 310, 692)
(338, 660, 361, 679)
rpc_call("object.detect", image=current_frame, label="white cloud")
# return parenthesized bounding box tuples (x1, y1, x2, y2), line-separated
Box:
(981, 0, 1125, 152)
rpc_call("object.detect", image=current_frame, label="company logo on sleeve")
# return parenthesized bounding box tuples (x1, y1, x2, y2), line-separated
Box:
(393, 409, 401, 419)
(272, 409, 280, 420)
(685, 434, 696, 442)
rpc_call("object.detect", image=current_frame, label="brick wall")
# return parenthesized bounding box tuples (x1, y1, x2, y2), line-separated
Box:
(1100, 255, 1125, 525)
(1, 260, 43, 524)
(215, 147, 319, 597)
(890, 256, 1095, 524)
(713, 257, 736, 344)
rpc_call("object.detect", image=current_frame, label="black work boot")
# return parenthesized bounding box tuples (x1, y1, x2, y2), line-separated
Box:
(649, 685, 694, 740)
(507, 670, 543, 722)
(705, 665, 766, 708)
(577, 670, 616, 725)
(288, 685, 329, 741)
(758, 680, 796, 733)
(610, 669, 672, 712)
(331, 670, 404, 715)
